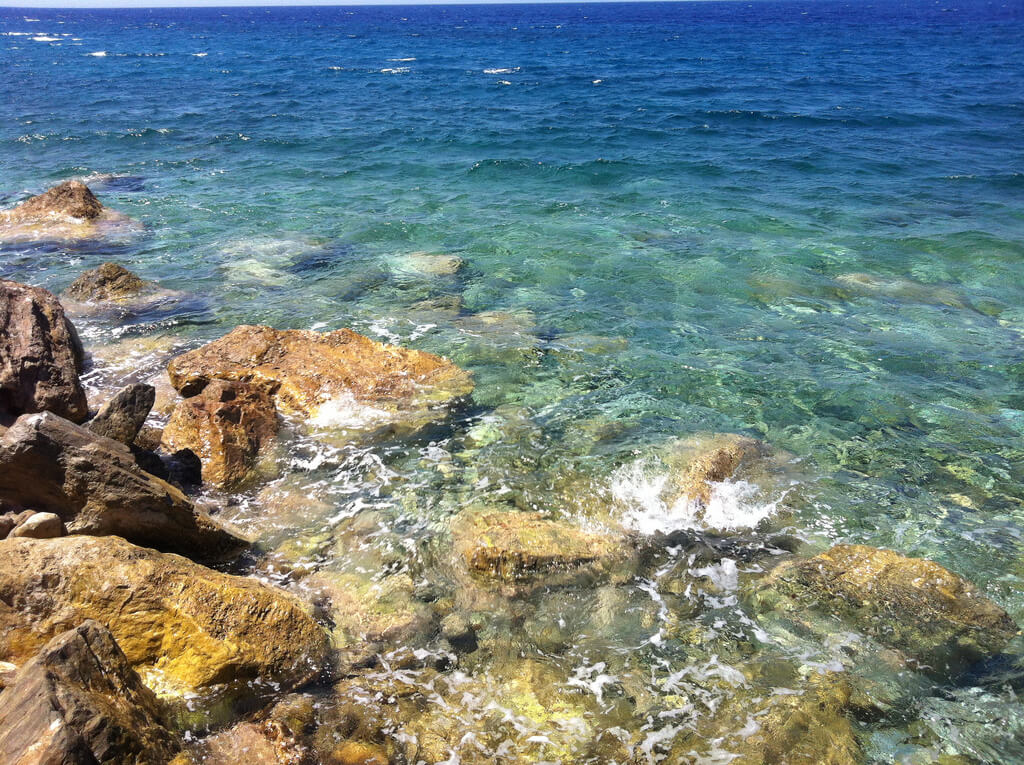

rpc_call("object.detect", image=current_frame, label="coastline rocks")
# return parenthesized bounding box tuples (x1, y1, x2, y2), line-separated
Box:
(664, 433, 769, 508)
(0, 535, 331, 697)
(166, 325, 473, 432)
(61, 262, 201, 322)
(757, 544, 1018, 671)
(451, 508, 634, 588)
(0, 181, 138, 244)
(161, 379, 279, 489)
(87, 382, 155, 444)
(0, 279, 88, 424)
(0, 411, 249, 560)
(63, 262, 150, 302)
(0, 620, 180, 765)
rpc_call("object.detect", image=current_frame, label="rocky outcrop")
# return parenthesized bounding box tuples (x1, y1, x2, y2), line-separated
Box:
(63, 262, 151, 302)
(0, 280, 88, 424)
(0, 620, 180, 765)
(759, 544, 1018, 671)
(0, 411, 249, 560)
(0, 535, 330, 697)
(664, 433, 769, 507)
(161, 379, 278, 489)
(0, 181, 137, 244)
(166, 325, 473, 433)
(87, 382, 155, 444)
(451, 509, 633, 587)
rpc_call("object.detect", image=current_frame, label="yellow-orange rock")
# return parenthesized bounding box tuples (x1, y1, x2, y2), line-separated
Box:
(0, 181, 139, 243)
(664, 433, 768, 507)
(166, 325, 473, 432)
(161, 379, 279, 489)
(0, 535, 330, 698)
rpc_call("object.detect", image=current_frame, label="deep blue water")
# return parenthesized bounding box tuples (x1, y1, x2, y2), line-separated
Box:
(3, 1, 1024, 761)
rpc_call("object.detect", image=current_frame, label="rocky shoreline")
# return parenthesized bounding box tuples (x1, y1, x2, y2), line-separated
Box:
(0, 183, 1019, 764)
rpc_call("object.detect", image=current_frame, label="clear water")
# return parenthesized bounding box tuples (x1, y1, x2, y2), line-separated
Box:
(3, 1, 1024, 761)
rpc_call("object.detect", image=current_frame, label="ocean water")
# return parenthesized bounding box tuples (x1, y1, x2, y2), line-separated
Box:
(3, 0, 1024, 761)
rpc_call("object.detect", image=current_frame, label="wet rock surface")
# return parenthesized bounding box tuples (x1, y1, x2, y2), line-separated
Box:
(161, 379, 279, 489)
(63, 262, 151, 302)
(0, 279, 88, 425)
(0, 620, 180, 765)
(0, 411, 249, 560)
(757, 544, 1018, 671)
(0, 535, 330, 698)
(0, 181, 138, 243)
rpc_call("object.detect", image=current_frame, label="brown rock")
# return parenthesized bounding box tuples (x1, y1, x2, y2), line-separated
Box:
(0, 620, 180, 765)
(0, 181, 138, 244)
(9, 511, 64, 539)
(0, 535, 330, 697)
(0, 411, 249, 561)
(7, 180, 103, 222)
(451, 508, 632, 585)
(762, 544, 1019, 671)
(180, 721, 311, 765)
(665, 433, 768, 507)
(87, 382, 155, 444)
(329, 740, 389, 765)
(0, 279, 87, 424)
(161, 379, 279, 489)
(63, 262, 150, 302)
(166, 325, 473, 430)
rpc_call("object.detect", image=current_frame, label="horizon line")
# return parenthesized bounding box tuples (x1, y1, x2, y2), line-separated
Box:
(1, 0, 730, 8)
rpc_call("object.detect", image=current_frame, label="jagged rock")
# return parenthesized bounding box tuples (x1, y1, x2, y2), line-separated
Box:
(0, 181, 138, 243)
(0, 535, 330, 698)
(63, 262, 150, 302)
(0, 279, 88, 424)
(166, 325, 473, 434)
(664, 433, 769, 507)
(8, 511, 64, 539)
(759, 544, 1018, 671)
(451, 508, 634, 587)
(161, 379, 278, 489)
(0, 411, 249, 560)
(0, 620, 180, 765)
(87, 382, 155, 444)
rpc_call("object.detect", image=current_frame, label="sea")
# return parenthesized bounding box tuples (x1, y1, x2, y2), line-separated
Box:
(2, 0, 1024, 761)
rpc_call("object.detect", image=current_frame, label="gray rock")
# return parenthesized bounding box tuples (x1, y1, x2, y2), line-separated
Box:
(0, 620, 180, 764)
(0, 280, 87, 424)
(87, 382, 155, 444)
(0, 411, 249, 561)
(9, 511, 64, 539)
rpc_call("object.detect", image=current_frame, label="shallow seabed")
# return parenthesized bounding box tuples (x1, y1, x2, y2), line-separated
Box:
(3, 0, 1024, 761)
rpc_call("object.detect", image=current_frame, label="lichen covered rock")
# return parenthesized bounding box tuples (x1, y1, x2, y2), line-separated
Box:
(0, 535, 330, 698)
(161, 379, 279, 489)
(0, 279, 88, 424)
(0, 620, 180, 765)
(166, 325, 473, 433)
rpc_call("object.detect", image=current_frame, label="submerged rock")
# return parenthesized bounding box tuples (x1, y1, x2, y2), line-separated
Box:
(87, 381, 155, 444)
(63, 262, 150, 302)
(0, 620, 180, 765)
(451, 508, 634, 588)
(835, 272, 969, 309)
(758, 544, 1018, 672)
(388, 251, 464, 277)
(166, 324, 473, 433)
(0, 411, 249, 560)
(0, 535, 330, 698)
(664, 433, 769, 508)
(0, 279, 88, 424)
(0, 181, 139, 243)
(174, 721, 311, 765)
(61, 262, 202, 322)
(161, 379, 279, 489)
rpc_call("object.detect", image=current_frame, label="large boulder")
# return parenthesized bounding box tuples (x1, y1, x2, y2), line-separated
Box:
(161, 379, 279, 489)
(166, 325, 473, 432)
(0, 620, 180, 765)
(0, 280, 88, 424)
(87, 382, 155, 444)
(0, 411, 249, 560)
(758, 544, 1018, 672)
(63, 262, 151, 302)
(0, 181, 138, 244)
(0, 535, 330, 698)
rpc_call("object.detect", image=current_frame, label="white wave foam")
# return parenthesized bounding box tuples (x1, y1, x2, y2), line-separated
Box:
(87, 51, 106, 57)
(497, 80, 512, 86)
(388, 57, 415, 62)
(483, 67, 519, 74)
(192, 52, 207, 57)
(611, 457, 783, 534)
(2, 32, 31, 36)
(380, 67, 410, 74)
(310, 392, 391, 430)
(32, 36, 60, 42)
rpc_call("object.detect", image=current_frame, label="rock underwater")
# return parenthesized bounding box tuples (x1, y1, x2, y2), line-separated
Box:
(0, 279, 88, 425)
(0, 535, 330, 700)
(0, 181, 140, 244)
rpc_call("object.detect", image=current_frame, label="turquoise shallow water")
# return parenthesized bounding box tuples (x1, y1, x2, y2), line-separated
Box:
(3, 1, 1024, 761)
